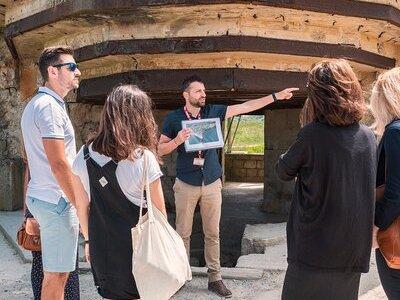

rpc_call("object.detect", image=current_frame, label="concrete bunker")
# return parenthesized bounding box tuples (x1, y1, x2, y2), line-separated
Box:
(0, 0, 397, 266)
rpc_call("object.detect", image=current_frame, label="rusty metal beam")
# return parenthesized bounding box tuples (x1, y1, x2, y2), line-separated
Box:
(3, 35, 18, 60)
(77, 68, 308, 109)
(74, 36, 395, 70)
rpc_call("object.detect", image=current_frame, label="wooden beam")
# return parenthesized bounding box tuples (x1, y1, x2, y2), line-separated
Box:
(77, 68, 308, 109)
(74, 36, 395, 70)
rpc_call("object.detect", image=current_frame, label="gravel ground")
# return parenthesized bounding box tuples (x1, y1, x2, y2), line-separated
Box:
(0, 232, 283, 300)
(0, 231, 386, 300)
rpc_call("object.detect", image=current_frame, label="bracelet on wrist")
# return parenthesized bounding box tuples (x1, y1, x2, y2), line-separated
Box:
(272, 92, 278, 102)
(173, 138, 180, 146)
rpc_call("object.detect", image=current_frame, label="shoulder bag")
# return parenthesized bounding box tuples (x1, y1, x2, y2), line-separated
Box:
(17, 217, 41, 252)
(131, 151, 192, 300)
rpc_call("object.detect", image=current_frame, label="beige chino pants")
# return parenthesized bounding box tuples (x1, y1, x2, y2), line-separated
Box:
(173, 178, 222, 282)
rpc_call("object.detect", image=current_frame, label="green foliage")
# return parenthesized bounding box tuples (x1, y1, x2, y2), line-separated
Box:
(226, 116, 264, 154)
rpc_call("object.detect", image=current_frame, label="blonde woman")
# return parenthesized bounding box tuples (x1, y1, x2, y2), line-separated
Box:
(370, 68, 400, 300)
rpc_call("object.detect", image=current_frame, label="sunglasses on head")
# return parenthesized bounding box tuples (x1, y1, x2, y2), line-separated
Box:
(52, 62, 79, 72)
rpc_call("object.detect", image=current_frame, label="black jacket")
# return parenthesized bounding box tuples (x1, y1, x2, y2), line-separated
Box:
(276, 121, 376, 273)
(375, 119, 400, 229)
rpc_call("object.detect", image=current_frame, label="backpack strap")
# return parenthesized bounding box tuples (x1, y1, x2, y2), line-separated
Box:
(83, 145, 90, 161)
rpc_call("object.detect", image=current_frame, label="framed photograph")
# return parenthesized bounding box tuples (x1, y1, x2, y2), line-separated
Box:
(181, 118, 224, 152)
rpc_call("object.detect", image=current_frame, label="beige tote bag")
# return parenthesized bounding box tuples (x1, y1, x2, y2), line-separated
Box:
(131, 151, 192, 300)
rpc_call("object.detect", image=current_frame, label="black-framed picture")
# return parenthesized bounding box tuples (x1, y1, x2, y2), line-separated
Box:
(181, 118, 224, 152)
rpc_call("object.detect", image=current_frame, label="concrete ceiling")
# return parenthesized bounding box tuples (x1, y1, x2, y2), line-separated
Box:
(0, 1, 5, 28)
(0, 0, 11, 28)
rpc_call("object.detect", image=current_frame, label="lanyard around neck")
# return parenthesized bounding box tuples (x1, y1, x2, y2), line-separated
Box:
(184, 106, 201, 120)
(183, 106, 203, 158)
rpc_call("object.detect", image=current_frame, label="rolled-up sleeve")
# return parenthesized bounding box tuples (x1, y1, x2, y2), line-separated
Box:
(275, 131, 307, 181)
(375, 127, 400, 229)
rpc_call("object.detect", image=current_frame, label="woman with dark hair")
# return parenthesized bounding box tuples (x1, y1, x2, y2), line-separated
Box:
(72, 84, 167, 299)
(370, 67, 400, 300)
(276, 59, 376, 300)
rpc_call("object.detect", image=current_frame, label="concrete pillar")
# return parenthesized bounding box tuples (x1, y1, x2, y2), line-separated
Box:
(0, 159, 24, 210)
(154, 109, 178, 211)
(263, 108, 301, 215)
(0, 30, 26, 211)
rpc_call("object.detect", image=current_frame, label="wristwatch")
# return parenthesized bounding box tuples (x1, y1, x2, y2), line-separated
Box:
(272, 92, 278, 102)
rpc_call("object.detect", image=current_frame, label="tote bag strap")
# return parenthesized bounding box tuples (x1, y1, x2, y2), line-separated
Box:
(139, 149, 155, 222)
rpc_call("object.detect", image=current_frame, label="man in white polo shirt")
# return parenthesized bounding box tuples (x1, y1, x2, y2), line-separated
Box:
(21, 46, 81, 300)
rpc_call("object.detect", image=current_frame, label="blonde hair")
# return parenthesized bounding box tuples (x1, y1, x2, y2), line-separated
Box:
(370, 67, 400, 137)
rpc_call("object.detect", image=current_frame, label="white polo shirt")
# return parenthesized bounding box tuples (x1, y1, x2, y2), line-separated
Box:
(21, 87, 76, 204)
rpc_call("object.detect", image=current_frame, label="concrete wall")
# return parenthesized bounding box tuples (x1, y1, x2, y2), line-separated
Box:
(0, 30, 25, 210)
(225, 154, 264, 183)
(263, 108, 301, 215)
(68, 102, 102, 149)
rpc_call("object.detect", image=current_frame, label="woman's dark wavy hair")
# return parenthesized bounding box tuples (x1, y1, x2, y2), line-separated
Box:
(302, 59, 366, 127)
(88, 84, 159, 161)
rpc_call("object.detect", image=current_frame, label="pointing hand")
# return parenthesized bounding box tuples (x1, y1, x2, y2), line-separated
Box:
(275, 88, 299, 101)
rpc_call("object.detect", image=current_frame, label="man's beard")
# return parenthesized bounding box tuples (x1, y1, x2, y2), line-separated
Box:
(190, 98, 206, 108)
(72, 77, 80, 89)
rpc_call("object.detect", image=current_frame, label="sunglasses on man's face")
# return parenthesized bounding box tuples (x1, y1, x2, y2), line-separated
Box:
(52, 62, 79, 72)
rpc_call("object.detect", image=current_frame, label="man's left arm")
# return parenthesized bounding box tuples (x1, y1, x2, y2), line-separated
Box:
(225, 88, 298, 119)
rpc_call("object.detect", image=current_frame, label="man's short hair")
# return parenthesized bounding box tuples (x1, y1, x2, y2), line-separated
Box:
(182, 75, 204, 92)
(38, 46, 74, 82)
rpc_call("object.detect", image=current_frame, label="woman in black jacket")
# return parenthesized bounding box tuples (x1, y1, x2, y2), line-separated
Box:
(276, 59, 376, 300)
(370, 67, 400, 300)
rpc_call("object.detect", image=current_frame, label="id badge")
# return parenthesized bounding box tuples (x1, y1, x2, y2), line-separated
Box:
(193, 157, 205, 166)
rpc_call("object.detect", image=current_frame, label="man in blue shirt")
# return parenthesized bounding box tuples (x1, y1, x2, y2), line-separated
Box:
(158, 75, 297, 298)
